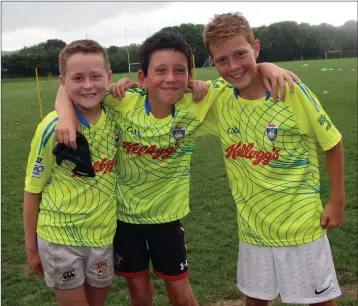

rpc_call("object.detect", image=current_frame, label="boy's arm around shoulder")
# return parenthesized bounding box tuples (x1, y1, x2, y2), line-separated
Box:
(103, 88, 145, 113)
(55, 85, 80, 149)
(194, 78, 231, 137)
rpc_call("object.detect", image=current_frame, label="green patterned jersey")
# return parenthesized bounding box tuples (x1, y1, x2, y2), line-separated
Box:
(104, 82, 227, 224)
(203, 80, 342, 246)
(24, 107, 118, 247)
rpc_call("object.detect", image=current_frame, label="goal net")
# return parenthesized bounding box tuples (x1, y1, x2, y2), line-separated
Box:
(202, 57, 214, 68)
(326, 50, 358, 59)
(129, 62, 140, 73)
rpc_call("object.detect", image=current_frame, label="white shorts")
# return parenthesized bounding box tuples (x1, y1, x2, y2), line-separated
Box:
(38, 236, 114, 290)
(237, 234, 341, 304)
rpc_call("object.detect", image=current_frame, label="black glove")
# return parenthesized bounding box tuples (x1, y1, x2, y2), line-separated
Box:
(53, 132, 95, 177)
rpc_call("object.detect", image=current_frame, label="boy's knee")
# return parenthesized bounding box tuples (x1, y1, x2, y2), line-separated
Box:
(168, 291, 197, 306)
(127, 275, 154, 306)
(131, 291, 154, 306)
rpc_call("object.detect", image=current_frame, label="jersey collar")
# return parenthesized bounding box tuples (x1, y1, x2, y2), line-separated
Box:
(233, 87, 271, 101)
(74, 103, 106, 129)
(145, 94, 176, 118)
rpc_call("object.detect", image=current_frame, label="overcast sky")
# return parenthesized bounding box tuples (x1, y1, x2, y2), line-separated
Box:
(1, 1, 357, 51)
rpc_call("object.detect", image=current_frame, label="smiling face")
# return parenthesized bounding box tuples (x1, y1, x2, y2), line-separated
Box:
(60, 52, 112, 112)
(209, 34, 260, 91)
(138, 48, 190, 105)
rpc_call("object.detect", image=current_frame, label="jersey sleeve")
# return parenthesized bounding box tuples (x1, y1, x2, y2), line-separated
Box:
(24, 113, 58, 194)
(103, 88, 145, 113)
(195, 78, 231, 137)
(290, 82, 342, 151)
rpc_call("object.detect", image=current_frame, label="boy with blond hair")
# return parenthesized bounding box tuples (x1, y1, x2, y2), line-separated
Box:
(201, 12, 345, 306)
(24, 39, 118, 306)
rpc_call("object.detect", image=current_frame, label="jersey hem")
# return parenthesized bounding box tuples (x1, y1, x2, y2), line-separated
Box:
(238, 230, 326, 247)
(321, 133, 342, 152)
(24, 185, 43, 194)
(116, 210, 190, 224)
(37, 232, 114, 248)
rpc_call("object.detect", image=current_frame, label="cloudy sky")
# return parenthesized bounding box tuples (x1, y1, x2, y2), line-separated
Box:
(2, 1, 357, 51)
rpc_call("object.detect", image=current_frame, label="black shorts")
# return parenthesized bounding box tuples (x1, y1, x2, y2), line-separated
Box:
(113, 220, 189, 281)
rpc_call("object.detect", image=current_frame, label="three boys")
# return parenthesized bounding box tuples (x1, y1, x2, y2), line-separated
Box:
(24, 11, 344, 306)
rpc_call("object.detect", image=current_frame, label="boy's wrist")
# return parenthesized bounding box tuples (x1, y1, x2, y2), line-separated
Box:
(25, 237, 38, 250)
(330, 196, 345, 205)
(26, 244, 38, 251)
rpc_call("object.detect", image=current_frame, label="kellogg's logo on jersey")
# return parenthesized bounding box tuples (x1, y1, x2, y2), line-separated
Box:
(225, 142, 280, 166)
(122, 142, 179, 160)
(266, 123, 279, 142)
(172, 126, 186, 141)
(72, 158, 116, 178)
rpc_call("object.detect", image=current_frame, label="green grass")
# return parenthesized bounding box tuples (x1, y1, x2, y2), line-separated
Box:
(2, 58, 357, 305)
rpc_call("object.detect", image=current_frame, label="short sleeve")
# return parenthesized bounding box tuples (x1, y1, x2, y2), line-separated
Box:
(24, 114, 58, 193)
(290, 83, 342, 151)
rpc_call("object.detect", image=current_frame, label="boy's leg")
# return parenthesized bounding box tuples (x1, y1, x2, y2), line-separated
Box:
(54, 286, 89, 306)
(113, 220, 153, 306)
(274, 234, 341, 304)
(236, 241, 278, 305)
(84, 244, 114, 306)
(245, 296, 269, 306)
(37, 236, 88, 305)
(126, 275, 154, 306)
(148, 221, 198, 306)
(164, 278, 198, 306)
(84, 284, 110, 306)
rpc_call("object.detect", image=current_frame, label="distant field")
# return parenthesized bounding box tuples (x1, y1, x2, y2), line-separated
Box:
(1, 58, 357, 305)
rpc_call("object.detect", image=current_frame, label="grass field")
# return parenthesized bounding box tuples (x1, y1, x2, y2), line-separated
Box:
(1, 58, 357, 306)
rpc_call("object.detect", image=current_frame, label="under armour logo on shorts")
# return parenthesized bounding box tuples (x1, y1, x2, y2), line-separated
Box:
(180, 260, 188, 271)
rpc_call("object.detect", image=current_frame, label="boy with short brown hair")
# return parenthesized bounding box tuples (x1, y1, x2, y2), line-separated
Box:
(24, 39, 118, 306)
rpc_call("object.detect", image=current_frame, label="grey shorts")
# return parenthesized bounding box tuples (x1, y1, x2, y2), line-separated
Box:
(37, 236, 114, 290)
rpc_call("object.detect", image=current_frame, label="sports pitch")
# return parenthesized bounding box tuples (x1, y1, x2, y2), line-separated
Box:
(1, 58, 357, 305)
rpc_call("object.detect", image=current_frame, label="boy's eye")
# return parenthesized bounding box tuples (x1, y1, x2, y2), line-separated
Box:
(73, 76, 82, 80)
(217, 57, 227, 64)
(176, 68, 185, 73)
(92, 74, 100, 79)
(235, 52, 245, 58)
(156, 68, 165, 74)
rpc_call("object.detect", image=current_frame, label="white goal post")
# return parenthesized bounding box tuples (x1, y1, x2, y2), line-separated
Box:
(202, 57, 214, 68)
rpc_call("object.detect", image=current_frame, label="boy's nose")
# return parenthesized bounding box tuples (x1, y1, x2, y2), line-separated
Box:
(83, 78, 93, 88)
(166, 71, 176, 82)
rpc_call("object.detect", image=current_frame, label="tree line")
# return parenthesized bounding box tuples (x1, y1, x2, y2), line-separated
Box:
(2, 20, 357, 78)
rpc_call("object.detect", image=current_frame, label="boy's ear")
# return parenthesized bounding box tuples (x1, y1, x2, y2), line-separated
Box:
(59, 75, 67, 89)
(253, 39, 260, 60)
(188, 72, 193, 80)
(107, 70, 113, 85)
(137, 70, 146, 88)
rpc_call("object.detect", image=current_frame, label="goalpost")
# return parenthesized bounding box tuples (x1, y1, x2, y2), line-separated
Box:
(202, 57, 214, 68)
(128, 62, 140, 73)
(325, 50, 358, 60)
